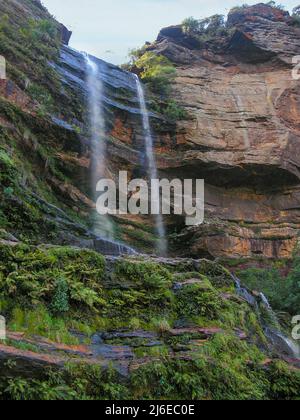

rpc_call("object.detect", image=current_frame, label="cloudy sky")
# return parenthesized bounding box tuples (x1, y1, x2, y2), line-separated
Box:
(42, 0, 297, 65)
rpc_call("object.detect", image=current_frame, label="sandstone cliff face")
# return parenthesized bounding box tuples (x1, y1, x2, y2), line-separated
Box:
(1, 1, 300, 260)
(145, 4, 300, 260)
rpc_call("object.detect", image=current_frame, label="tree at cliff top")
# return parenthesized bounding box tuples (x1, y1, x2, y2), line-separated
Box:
(294, 5, 300, 14)
(182, 14, 226, 37)
(292, 5, 300, 25)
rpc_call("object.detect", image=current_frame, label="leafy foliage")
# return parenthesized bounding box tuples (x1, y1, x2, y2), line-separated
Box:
(1, 339, 299, 400)
(50, 277, 70, 315)
(0, 242, 299, 400)
(135, 52, 176, 96)
(176, 283, 223, 320)
(151, 99, 188, 122)
(182, 17, 201, 35)
(266, 1, 286, 11)
(0, 244, 106, 312)
(238, 257, 300, 316)
(127, 46, 188, 122)
(292, 5, 300, 26)
(19, 18, 59, 45)
(293, 5, 300, 15)
(182, 14, 228, 40)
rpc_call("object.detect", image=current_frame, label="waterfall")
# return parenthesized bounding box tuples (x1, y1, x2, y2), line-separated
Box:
(259, 292, 300, 359)
(85, 53, 114, 240)
(134, 75, 167, 256)
(232, 275, 257, 308)
(85, 54, 105, 180)
(233, 274, 300, 359)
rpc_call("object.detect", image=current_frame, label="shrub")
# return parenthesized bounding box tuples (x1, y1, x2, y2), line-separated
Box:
(181, 14, 227, 40)
(182, 17, 201, 35)
(19, 19, 58, 45)
(238, 258, 300, 316)
(176, 283, 223, 320)
(0, 148, 17, 188)
(27, 83, 55, 113)
(114, 260, 172, 290)
(292, 5, 300, 26)
(135, 52, 176, 96)
(127, 46, 148, 65)
(266, 1, 286, 11)
(152, 99, 188, 122)
(267, 360, 300, 400)
(293, 5, 300, 15)
(151, 317, 172, 334)
(129, 49, 187, 122)
(9, 305, 78, 345)
(50, 277, 70, 315)
(0, 244, 106, 312)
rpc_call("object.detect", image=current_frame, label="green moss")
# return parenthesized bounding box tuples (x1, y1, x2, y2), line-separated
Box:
(134, 345, 169, 358)
(176, 283, 224, 321)
(0, 244, 105, 313)
(237, 261, 300, 316)
(0, 241, 299, 400)
(134, 52, 176, 96)
(113, 259, 172, 289)
(1, 348, 300, 400)
(151, 98, 188, 122)
(27, 82, 55, 115)
(9, 305, 79, 345)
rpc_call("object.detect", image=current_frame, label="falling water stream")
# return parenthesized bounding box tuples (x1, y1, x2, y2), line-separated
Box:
(84, 53, 136, 255)
(85, 54, 105, 181)
(232, 274, 300, 359)
(259, 292, 300, 359)
(135, 75, 167, 256)
(85, 54, 115, 240)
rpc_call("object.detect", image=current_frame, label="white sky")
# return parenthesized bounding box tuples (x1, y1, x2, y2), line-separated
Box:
(42, 0, 298, 65)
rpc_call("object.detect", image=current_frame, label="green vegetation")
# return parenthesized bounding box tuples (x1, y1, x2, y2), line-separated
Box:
(0, 242, 299, 400)
(19, 18, 58, 43)
(1, 338, 299, 400)
(50, 277, 70, 315)
(151, 98, 188, 122)
(0, 0, 300, 401)
(0, 97, 87, 242)
(27, 82, 55, 114)
(0, 244, 106, 311)
(9, 306, 79, 345)
(0, 242, 250, 338)
(238, 257, 300, 317)
(134, 52, 176, 96)
(0, 13, 60, 114)
(265, 1, 286, 11)
(292, 5, 300, 26)
(176, 282, 224, 320)
(230, 2, 286, 13)
(127, 49, 187, 122)
(0, 9, 83, 122)
(182, 14, 231, 41)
